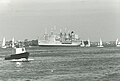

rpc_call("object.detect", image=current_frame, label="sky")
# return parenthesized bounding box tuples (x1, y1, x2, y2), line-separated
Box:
(0, 0, 120, 41)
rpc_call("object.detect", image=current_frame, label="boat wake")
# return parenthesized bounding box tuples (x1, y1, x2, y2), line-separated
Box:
(10, 58, 34, 62)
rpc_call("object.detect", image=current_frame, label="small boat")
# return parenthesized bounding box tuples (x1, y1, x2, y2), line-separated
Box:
(80, 39, 91, 47)
(5, 47, 29, 60)
(97, 38, 104, 47)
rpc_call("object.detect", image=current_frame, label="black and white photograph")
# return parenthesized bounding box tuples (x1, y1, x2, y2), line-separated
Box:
(0, 0, 120, 81)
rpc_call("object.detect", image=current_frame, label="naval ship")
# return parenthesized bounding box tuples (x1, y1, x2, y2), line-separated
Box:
(38, 30, 81, 47)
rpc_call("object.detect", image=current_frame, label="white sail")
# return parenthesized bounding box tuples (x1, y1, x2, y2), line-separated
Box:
(116, 38, 120, 47)
(12, 37, 15, 48)
(97, 38, 104, 47)
(86, 39, 90, 47)
(116, 38, 118, 45)
(100, 38, 102, 46)
(2, 37, 6, 48)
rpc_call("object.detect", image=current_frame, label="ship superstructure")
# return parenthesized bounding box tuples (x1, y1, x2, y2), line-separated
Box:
(38, 30, 81, 47)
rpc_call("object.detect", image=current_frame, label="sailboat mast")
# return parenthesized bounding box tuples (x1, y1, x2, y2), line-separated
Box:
(12, 37, 15, 48)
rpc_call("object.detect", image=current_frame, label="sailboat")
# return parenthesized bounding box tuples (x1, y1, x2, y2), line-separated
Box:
(2, 37, 7, 48)
(80, 40, 85, 47)
(5, 47, 30, 61)
(12, 37, 16, 48)
(86, 39, 91, 47)
(116, 38, 120, 47)
(97, 38, 104, 47)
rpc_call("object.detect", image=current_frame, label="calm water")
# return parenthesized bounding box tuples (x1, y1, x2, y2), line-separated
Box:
(0, 47, 120, 81)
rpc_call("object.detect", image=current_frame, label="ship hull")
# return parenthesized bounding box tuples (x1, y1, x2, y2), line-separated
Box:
(39, 45, 80, 47)
(5, 52, 29, 60)
(39, 43, 80, 47)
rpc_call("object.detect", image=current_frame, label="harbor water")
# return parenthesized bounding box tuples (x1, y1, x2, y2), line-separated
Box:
(0, 47, 120, 81)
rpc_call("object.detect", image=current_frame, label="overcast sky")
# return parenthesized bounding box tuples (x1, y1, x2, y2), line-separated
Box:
(0, 0, 120, 41)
